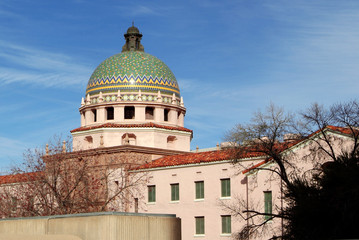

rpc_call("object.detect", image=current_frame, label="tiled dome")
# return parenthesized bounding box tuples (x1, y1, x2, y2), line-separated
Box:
(86, 25, 181, 98)
(86, 51, 180, 97)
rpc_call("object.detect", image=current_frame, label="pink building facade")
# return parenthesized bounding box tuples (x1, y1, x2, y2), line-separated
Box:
(131, 126, 354, 240)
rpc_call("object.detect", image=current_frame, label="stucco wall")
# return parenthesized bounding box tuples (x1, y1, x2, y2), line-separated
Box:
(139, 161, 250, 240)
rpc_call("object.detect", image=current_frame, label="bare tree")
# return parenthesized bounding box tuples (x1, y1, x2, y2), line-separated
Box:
(224, 101, 359, 239)
(0, 136, 147, 218)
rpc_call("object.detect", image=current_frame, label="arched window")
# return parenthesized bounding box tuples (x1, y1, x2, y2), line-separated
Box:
(167, 135, 177, 149)
(122, 133, 137, 145)
(84, 136, 93, 149)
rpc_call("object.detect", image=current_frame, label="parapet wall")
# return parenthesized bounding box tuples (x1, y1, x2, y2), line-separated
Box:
(0, 212, 181, 240)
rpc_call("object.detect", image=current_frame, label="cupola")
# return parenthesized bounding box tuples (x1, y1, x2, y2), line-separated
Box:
(71, 25, 192, 152)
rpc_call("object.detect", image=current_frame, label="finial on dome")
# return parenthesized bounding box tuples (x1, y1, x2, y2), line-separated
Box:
(100, 135, 104, 147)
(98, 92, 103, 103)
(62, 141, 66, 153)
(180, 97, 184, 107)
(138, 89, 142, 101)
(172, 93, 176, 104)
(117, 90, 122, 102)
(81, 97, 85, 106)
(157, 90, 162, 103)
(86, 94, 91, 105)
(122, 24, 144, 52)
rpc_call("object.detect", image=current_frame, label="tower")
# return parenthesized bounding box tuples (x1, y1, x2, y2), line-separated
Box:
(71, 25, 192, 152)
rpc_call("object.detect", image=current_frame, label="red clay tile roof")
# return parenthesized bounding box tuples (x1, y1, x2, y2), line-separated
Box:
(137, 126, 355, 172)
(242, 159, 271, 174)
(0, 172, 43, 184)
(71, 122, 193, 133)
(136, 148, 267, 170)
(327, 125, 358, 135)
(241, 125, 357, 174)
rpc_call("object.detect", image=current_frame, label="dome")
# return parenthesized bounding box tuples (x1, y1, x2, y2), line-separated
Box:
(86, 51, 180, 97)
(126, 26, 140, 34)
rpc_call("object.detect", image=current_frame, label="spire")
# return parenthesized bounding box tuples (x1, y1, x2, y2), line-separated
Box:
(122, 23, 144, 52)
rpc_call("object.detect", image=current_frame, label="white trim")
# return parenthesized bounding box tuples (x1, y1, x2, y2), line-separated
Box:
(220, 196, 231, 200)
(194, 198, 204, 202)
(71, 126, 192, 137)
(131, 156, 266, 172)
(220, 233, 232, 237)
(194, 234, 205, 237)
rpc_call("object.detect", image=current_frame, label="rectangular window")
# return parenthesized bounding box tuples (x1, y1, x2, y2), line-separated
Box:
(164, 109, 169, 121)
(221, 215, 231, 234)
(92, 109, 97, 122)
(134, 198, 138, 213)
(221, 178, 231, 197)
(195, 216, 205, 235)
(145, 107, 154, 120)
(264, 191, 272, 220)
(106, 107, 114, 120)
(195, 181, 204, 199)
(125, 106, 135, 119)
(171, 183, 179, 201)
(148, 185, 156, 203)
(11, 197, 17, 212)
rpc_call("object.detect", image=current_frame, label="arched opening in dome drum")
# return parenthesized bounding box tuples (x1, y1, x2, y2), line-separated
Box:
(125, 106, 135, 119)
(145, 107, 154, 120)
(106, 107, 114, 120)
(167, 136, 177, 149)
(84, 136, 93, 148)
(91, 109, 97, 122)
(122, 133, 136, 145)
(164, 109, 169, 122)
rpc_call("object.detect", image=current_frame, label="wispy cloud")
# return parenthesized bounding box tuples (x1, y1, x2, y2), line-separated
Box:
(0, 41, 92, 88)
(116, 3, 180, 17)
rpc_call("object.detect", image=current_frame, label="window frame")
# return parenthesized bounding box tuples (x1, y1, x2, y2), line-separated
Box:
(148, 185, 156, 203)
(171, 183, 179, 202)
(106, 106, 114, 120)
(164, 108, 169, 122)
(221, 215, 232, 234)
(124, 106, 135, 119)
(264, 191, 272, 220)
(195, 216, 205, 235)
(195, 181, 204, 200)
(145, 106, 155, 120)
(221, 178, 231, 198)
(92, 109, 97, 122)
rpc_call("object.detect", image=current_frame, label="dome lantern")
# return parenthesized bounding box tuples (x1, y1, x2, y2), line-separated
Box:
(122, 22, 144, 52)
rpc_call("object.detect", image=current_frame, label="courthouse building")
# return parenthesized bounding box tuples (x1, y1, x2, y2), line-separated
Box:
(0, 25, 354, 240)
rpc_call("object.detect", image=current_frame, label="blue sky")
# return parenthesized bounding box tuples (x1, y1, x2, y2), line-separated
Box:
(1, 0, 359, 172)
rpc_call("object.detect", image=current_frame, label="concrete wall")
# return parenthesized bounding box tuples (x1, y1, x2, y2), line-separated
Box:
(0, 212, 181, 240)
